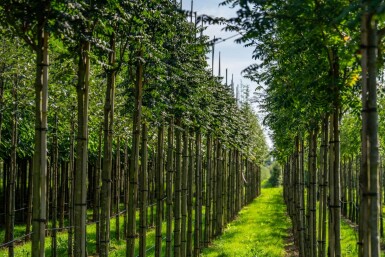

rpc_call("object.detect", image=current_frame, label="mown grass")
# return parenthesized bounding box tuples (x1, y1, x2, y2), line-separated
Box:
(2, 184, 384, 256)
(201, 187, 291, 257)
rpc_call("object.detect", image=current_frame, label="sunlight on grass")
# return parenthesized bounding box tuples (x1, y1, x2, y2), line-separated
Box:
(201, 187, 291, 257)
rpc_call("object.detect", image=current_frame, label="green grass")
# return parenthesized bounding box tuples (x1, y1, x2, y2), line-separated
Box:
(340, 219, 359, 256)
(201, 187, 291, 257)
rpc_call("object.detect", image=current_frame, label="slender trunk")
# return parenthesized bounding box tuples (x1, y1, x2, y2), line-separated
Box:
(174, 119, 182, 257)
(181, 128, 189, 257)
(26, 158, 33, 240)
(59, 162, 67, 230)
(299, 137, 305, 256)
(309, 129, 318, 257)
(139, 123, 148, 257)
(216, 141, 223, 236)
(68, 108, 75, 257)
(194, 130, 202, 257)
(318, 116, 328, 257)
(166, 118, 174, 257)
(115, 137, 121, 240)
(360, 5, 380, 256)
(7, 78, 18, 257)
(124, 143, 129, 238)
(31, 21, 49, 257)
(74, 40, 91, 257)
(51, 114, 58, 257)
(204, 134, 212, 246)
(186, 132, 194, 257)
(95, 124, 102, 253)
(101, 34, 116, 257)
(155, 124, 164, 257)
(126, 49, 143, 257)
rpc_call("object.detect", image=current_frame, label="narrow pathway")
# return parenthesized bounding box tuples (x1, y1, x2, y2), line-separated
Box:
(201, 187, 292, 257)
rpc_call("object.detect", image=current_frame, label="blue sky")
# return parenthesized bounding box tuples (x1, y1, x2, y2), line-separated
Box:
(181, 0, 273, 149)
(181, 0, 255, 95)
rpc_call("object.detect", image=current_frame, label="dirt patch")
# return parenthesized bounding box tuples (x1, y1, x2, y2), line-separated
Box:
(284, 228, 299, 257)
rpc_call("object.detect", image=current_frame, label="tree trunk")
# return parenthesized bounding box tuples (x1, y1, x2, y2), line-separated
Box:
(116, 137, 121, 240)
(216, 141, 223, 236)
(194, 130, 202, 257)
(100, 33, 116, 257)
(318, 116, 328, 257)
(155, 124, 164, 257)
(186, 132, 194, 257)
(26, 158, 33, 241)
(51, 114, 58, 257)
(309, 129, 317, 257)
(74, 40, 91, 257)
(7, 77, 18, 257)
(359, 5, 380, 256)
(95, 124, 102, 253)
(126, 49, 143, 257)
(181, 128, 189, 257)
(174, 119, 182, 257)
(166, 118, 174, 257)
(139, 123, 148, 257)
(68, 107, 75, 257)
(204, 134, 212, 246)
(31, 20, 49, 257)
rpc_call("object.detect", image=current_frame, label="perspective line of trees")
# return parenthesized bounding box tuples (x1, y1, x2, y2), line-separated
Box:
(0, 0, 268, 257)
(218, 0, 385, 256)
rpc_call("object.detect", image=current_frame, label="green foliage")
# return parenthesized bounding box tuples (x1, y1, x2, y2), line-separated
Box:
(0, 0, 267, 163)
(267, 162, 281, 188)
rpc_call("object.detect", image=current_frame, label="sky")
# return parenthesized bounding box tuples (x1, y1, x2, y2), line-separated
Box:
(181, 0, 273, 149)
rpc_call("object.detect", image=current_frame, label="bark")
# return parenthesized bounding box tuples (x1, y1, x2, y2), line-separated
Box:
(298, 137, 305, 256)
(166, 118, 174, 257)
(95, 124, 102, 253)
(194, 130, 202, 257)
(51, 114, 58, 257)
(68, 108, 75, 257)
(155, 124, 164, 257)
(26, 158, 33, 241)
(31, 14, 49, 257)
(124, 142, 129, 238)
(359, 5, 380, 256)
(74, 40, 91, 257)
(139, 123, 148, 257)
(216, 141, 223, 236)
(204, 134, 212, 246)
(116, 138, 121, 240)
(126, 49, 143, 257)
(318, 116, 328, 257)
(309, 129, 318, 257)
(186, 132, 194, 257)
(174, 119, 182, 257)
(7, 78, 18, 257)
(181, 128, 189, 257)
(101, 34, 116, 257)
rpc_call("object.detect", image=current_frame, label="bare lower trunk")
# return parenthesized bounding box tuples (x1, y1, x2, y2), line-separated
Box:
(174, 119, 182, 257)
(31, 24, 49, 257)
(126, 50, 143, 257)
(100, 34, 116, 257)
(166, 118, 174, 257)
(74, 40, 90, 257)
(194, 130, 202, 257)
(155, 124, 164, 257)
(139, 123, 148, 257)
(360, 5, 380, 256)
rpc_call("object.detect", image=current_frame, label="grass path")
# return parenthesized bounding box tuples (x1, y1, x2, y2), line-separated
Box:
(201, 187, 291, 257)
